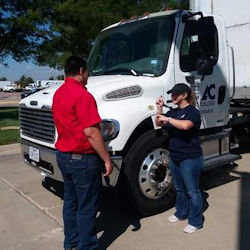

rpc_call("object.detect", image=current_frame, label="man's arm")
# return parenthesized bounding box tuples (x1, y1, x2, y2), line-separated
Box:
(84, 125, 113, 176)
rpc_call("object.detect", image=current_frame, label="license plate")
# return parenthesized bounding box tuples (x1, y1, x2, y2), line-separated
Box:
(29, 146, 40, 162)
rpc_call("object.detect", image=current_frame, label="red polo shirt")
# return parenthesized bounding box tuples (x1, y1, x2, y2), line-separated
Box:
(52, 77, 102, 153)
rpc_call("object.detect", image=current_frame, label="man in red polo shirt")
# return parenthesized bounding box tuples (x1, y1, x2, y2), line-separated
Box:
(52, 56, 112, 250)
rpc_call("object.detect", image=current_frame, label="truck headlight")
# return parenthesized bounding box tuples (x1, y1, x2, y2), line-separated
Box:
(100, 119, 120, 141)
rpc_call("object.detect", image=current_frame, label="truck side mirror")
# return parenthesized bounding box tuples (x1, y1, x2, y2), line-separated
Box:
(196, 58, 213, 76)
(197, 17, 218, 65)
(196, 16, 218, 79)
(197, 17, 216, 52)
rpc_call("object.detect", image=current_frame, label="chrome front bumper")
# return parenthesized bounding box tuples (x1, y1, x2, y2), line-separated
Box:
(21, 139, 123, 187)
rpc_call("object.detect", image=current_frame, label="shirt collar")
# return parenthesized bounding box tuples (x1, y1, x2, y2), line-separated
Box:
(65, 77, 87, 90)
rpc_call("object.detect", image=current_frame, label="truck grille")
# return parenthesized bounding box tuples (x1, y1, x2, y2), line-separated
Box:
(19, 107, 55, 143)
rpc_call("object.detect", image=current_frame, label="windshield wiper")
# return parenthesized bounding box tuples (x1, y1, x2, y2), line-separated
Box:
(101, 68, 142, 76)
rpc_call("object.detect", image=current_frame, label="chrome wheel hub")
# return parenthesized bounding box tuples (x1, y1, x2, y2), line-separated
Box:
(139, 148, 172, 199)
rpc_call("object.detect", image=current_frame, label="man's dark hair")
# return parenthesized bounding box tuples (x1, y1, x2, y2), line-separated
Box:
(64, 56, 87, 76)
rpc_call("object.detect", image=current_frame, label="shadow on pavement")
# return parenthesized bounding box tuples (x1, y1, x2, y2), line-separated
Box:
(199, 136, 250, 198)
(231, 168, 250, 250)
(42, 177, 141, 250)
(200, 137, 250, 250)
(232, 137, 250, 250)
(200, 163, 239, 191)
(42, 137, 250, 249)
(42, 177, 64, 199)
(96, 188, 141, 250)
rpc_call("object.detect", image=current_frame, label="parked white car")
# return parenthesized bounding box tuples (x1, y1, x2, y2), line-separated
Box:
(3, 84, 18, 92)
(25, 83, 38, 90)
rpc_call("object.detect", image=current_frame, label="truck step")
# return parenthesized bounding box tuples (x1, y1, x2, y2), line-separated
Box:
(203, 153, 242, 171)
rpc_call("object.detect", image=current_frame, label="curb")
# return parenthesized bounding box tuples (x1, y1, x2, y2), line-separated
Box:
(0, 143, 21, 156)
(0, 101, 19, 104)
(0, 126, 20, 130)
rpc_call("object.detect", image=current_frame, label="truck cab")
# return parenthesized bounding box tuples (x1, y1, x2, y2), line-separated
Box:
(19, 9, 241, 216)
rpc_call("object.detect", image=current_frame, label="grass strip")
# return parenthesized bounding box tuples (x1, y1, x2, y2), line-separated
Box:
(0, 108, 20, 145)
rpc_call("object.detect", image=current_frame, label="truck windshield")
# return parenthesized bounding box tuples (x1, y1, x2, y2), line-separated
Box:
(88, 15, 175, 77)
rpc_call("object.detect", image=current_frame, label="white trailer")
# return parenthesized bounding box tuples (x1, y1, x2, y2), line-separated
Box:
(19, 8, 249, 216)
(190, 0, 250, 99)
(3, 83, 17, 92)
(0, 81, 11, 91)
(37, 80, 64, 88)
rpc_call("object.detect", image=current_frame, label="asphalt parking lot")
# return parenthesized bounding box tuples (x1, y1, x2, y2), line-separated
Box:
(0, 91, 21, 107)
(0, 142, 250, 250)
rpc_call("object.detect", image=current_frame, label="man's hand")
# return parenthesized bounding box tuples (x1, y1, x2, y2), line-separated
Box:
(103, 160, 113, 177)
(84, 125, 113, 176)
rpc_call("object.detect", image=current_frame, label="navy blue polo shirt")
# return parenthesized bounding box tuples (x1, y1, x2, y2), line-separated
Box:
(164, 105, 202, 162)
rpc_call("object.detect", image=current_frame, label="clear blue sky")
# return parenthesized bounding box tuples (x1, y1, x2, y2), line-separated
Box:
(0, 57, 64, 82)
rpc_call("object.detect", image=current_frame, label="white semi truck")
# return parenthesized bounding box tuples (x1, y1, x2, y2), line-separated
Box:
(19, 6, 250, 216)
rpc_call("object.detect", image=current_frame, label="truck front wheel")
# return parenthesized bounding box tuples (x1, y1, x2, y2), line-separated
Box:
(123, 130, 175, 217)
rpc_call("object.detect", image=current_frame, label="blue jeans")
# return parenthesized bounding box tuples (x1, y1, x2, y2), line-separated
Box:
(56, 151, 103, 250)
(169, 156, 204, 228)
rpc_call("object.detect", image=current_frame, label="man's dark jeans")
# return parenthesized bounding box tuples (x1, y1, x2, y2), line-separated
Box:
(56, 151, 102, 250)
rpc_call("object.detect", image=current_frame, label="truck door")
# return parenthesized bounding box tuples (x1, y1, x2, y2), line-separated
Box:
(174, 14, 230, 129)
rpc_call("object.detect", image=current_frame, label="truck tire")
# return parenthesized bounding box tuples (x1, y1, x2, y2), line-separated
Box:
(122, 130, 175, 217)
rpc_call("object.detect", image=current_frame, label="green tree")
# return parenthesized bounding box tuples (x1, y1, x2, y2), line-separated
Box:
(18, 75, 34, 88)
(35, 0, 177, 68)
(1, 0, 189, 69)
(19, 75, 26, 86)
(0, 1, 54, 64)
(25, 77, 34, 84)
(0, 77, 7, 81)
(49, 76, 54, 80)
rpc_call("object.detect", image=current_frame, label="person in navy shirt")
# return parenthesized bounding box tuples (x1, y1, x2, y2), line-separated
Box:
(155, 83, 204, 234)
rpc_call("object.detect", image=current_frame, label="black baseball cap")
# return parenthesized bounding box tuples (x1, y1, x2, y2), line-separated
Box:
(167, 83, 191, 95)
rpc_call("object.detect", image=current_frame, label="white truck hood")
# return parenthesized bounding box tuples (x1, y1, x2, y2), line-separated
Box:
(19, 75, 152, 109)
(19, 74, 165, 151)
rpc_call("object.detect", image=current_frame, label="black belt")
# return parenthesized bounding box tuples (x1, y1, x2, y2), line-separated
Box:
(58, 151, 97, 160)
